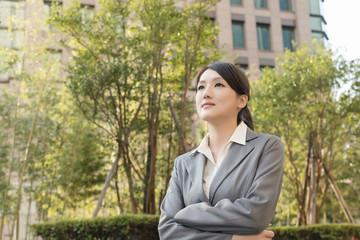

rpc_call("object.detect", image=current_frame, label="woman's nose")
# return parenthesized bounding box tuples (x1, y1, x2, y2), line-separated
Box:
(203, 86, 212, 98)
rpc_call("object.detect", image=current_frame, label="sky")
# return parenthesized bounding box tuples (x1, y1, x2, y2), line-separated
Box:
(323, 0, 360, 61)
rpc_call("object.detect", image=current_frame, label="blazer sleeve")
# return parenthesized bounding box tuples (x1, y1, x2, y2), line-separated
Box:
(173, 136, 285, 235)
(158, 156, 232, 240)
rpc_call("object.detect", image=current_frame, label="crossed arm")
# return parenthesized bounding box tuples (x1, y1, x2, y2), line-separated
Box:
(158, 160, 233, 240)
(158, 137, 284, 239)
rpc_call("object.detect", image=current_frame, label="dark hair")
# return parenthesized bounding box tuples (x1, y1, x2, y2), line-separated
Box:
(195, 61, 254, 130)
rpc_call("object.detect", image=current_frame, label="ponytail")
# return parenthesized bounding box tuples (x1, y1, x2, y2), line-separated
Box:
(237, 105, 254, 131)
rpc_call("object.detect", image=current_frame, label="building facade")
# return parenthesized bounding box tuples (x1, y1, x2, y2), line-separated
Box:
(205, 0, 327, 72)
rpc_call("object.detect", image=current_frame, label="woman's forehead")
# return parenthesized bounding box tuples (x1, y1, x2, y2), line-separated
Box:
(199, 69, 224, 81)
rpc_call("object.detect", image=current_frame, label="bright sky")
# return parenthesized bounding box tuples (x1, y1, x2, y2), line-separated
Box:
(323, 0, 360, 61)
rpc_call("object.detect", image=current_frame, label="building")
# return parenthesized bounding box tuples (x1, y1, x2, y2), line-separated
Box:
(206, 0, 328, 72)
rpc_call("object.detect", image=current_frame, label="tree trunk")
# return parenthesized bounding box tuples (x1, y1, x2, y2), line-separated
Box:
(24, 178, 34, 240)
(123, 150, 138, 213)
(144, 113, 158, 214)
(323, 164, 355, 224)
(92, 142, 122, 217)
(309, 145, 317, 225)
(144, 75, 161, 214)
(11, 85, 42, 240)
(297, 132, 312, 226)
(114, 164, 124, 214)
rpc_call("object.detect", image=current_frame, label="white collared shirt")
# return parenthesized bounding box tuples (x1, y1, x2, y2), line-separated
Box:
(197, 121, 247, 199)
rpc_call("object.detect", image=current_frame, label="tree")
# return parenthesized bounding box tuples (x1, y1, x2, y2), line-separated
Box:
(0, 6, 108, 239)
(48, 0, 222, 216)
(252, 43, 360, 225)
(136, 0, 222, 214)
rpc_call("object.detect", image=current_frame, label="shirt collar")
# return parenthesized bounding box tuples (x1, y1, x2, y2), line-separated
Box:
(197, 121, 248, 154)
(229, 121, 247, 145)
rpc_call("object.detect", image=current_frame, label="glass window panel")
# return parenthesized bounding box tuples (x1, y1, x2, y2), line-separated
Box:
(46, 50, 62, 78)
(0, 29, 11, 48)
(80, 4, 95, 20)
(280, 0, 292, 11)
(308, 0, 321, 14)
(232, 22, 244, 48)
(0, 50, 23, 81)
(236, 64, 248, 72)
(43, 1, 62, 31)
(231, 0, 242, 5)
(48, 50, 62, 62)
(260, 65, 274, 72)
(0, 29, 24, 48)
(282, 27, 295, 51)
(0, 72, 10, 82)
(257, 24, 270, 50)
(310, 16, 323, 31)
(254, 0, 267, 8)
(0, 1, 25, 28)
(311, 32, 326, 42)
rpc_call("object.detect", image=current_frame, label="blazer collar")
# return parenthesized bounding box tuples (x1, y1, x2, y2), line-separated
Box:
(184, 150, 209, 203)
(245, 127, 258, 142)
(185, 127, 259, 203)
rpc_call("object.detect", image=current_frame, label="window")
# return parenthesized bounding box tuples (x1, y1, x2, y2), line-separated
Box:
(254, 0, 267, 8)
(232, 21, 245, 48)
(43, 1, 62, 31)
(231, 0, 242, 5)
(256, 24, 270, 50)
(260, 65, 274, 72)
(0, 29, 24, 48)
(0, 0, 25, 29)
(236, 64, 248, 72)
(280, 0, 291, 11)
(310, 16, 324, 31)
(46, 49, 63, 79)
(80, 3, 95, 20)
(311, 32, 327, 42)
(0, 50, 23, 82)
(308, 0, 322, 15)
(282, 27, 295, 51)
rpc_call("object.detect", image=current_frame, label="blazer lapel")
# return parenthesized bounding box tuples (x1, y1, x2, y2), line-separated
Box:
(184, 150, 209, 203)
(208, 127, 259, 203)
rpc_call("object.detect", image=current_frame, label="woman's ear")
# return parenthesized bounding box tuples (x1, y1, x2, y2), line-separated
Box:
(237, 94, 248, 109)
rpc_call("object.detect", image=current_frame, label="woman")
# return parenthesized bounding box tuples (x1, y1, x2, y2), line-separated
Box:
(158, 62, 284, 239)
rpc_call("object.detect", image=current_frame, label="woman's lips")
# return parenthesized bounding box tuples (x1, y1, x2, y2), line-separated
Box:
(202, 102, 215, 108)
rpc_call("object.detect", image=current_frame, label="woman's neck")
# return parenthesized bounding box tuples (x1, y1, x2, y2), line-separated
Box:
(208, 120, 237, 157)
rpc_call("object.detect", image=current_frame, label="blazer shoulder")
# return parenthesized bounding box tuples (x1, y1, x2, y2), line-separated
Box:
(252, 133, 284, 151)
(174, 148, 198, 166)
(257, 133, 283, 142)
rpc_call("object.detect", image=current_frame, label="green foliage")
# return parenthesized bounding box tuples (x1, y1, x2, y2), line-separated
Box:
(252, 42, 360, 224)
(32, 92, 108, 219)
(31, 214, 159, 240)
(32, 218, 360, 240)
(272, 224, 360, 240)
(47, 0, 223, 215)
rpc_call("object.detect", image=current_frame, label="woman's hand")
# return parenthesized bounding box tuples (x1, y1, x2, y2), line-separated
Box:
(231, 229, 275, 240)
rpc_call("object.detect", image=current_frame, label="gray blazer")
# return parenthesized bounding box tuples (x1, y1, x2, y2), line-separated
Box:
(158, 127, 284, 240)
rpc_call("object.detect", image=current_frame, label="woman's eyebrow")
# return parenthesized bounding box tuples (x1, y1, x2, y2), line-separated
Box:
(198, 77, 224, 83)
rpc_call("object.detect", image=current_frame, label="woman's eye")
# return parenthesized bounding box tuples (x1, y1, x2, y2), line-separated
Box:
(215, 83, 224, 87)
(197, 85, 205, 90)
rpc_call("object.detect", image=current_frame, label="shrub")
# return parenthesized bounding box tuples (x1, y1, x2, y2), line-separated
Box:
(31, 214, 159, 240)
(32, 216, 360, 240)
(272, 224, 360, 240)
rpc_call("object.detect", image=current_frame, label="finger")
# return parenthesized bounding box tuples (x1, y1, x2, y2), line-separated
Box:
(264, 230, 275, 238)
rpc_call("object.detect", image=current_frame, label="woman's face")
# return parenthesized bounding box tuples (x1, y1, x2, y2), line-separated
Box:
(196, 69, 247, 125)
